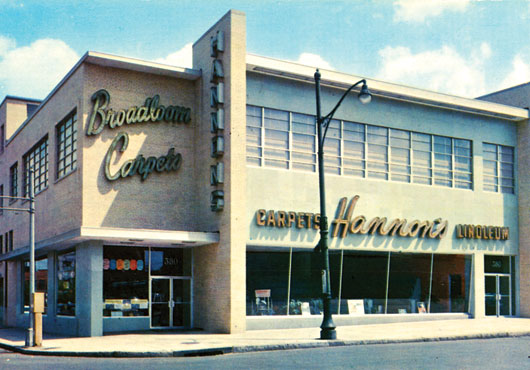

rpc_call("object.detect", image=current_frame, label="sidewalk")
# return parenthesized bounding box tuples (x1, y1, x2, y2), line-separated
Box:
(1, 318, 530, 358)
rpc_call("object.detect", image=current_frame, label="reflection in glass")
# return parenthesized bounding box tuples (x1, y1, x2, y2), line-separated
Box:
(151, 304, 170, 327)
(103, 246, 148, 317)
(24, 257, 48, 313)
(340, 252, 388, 314)
(246, 250, 474, 317)
(172, 279, 191, 327)
(57, 251, 75, 316)
(431, 254, 471, 313)
(151, 278, 170, 327)
(289, 252, 322, 315)
(246, 252, 289, 315)
(387, 253, 431, 314)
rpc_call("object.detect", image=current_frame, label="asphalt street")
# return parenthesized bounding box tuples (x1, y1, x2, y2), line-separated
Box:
(0, 336, 528, 369)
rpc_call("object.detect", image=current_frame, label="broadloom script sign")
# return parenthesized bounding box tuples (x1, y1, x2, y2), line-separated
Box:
(86, 89, 191, 181)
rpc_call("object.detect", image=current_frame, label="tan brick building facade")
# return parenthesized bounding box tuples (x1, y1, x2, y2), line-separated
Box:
(0, 11, 528, 337)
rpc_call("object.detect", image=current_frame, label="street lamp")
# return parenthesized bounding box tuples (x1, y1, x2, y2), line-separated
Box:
(0, 168, 36, 346)
(314, 69, 371, 340)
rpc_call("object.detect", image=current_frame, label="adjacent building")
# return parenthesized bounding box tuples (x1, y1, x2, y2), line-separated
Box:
(0, 10, 528, 337)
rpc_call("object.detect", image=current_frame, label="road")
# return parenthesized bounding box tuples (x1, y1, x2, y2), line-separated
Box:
(0, 336, 528, 369)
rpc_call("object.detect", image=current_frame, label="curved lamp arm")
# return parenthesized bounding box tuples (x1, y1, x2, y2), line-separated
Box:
(315, 69, 371, 145)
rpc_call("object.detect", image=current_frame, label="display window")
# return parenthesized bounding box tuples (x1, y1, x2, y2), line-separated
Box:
(103, 246, 192, 318)
(430, 254, 471, 313)
(57, 251, 75, 316)
(246, 251, 290, 315)
(246, 249, 472, 316)
(103, 246, 148, 317)
(339, 252, 389, 314)
(387, 253, 431, 314)
(23, 257, 48, 313)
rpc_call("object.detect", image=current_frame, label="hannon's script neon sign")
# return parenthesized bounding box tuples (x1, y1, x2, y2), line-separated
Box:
(256, 195, 449, 240)
(86, 89, 191, 181)
(256, 196, 511, 242)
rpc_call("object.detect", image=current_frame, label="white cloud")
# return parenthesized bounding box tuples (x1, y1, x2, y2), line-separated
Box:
(499, 55, 530, 90)
(377, 44, 491, 97)
(296, 53, 334, 70)
(0, 38, 79, 99)
(394, 0, 470, 23)
(479, 42, 492, 60)
(154, 42, 193, 68)
(0, 35, 16, 56)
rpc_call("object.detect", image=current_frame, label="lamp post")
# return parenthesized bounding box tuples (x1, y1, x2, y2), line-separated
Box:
(0, 168, 36, 346)
(314, 69, 371, 340)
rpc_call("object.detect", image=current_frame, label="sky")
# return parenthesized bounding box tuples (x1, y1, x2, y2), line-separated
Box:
(0, 0, 529, 100)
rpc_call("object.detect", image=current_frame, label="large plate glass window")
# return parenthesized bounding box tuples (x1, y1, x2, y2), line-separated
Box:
(57, 251, 75, 316)
(246, 251, 290, 315)
(103, 246, 148, 317)
(23, 257, 48, 313)
(246, 250, 471, 316)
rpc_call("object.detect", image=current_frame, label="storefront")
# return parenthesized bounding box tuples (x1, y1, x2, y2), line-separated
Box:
(101, 246, 192, 330)
(0, 10, 528, 337)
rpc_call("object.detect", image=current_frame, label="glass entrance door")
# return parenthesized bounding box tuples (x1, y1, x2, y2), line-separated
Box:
(151, 278, 170, 327)
(485, 274, 511, 316)
(171, 278, 191, 327)
(151, 277, 191, 328)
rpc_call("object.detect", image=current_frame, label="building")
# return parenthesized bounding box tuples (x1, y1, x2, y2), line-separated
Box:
(478, 82, 530, 318)
(0, 10, 528, 337)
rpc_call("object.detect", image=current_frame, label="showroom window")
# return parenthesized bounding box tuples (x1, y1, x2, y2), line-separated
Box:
(246, 249, 471, 316)
(57, 251, 75, 316)
(23, 257, 48, 313)
(103, 247, 191, 318)
(103, 246, 148, 317)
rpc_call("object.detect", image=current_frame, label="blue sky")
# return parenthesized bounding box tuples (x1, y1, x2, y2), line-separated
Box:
(0, 0, 529, 100)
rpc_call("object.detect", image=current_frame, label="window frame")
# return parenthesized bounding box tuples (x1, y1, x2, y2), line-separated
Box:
(246, 105, 473, 190)
(56, 109, 78, 180)
(23, 136, 49, 197)
(0, 124, 4, 154)
(0, 184, 3, 216)
(56, 250, 76, 316)
(23, 256, 48, 314)
(9, 162, 18, 202)
(483, 142, 515, 194)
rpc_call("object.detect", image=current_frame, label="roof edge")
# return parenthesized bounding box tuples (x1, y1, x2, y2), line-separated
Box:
(478, 81, 530, 99)
(246, 54, 529, 122)
(6, 51, 202, 146)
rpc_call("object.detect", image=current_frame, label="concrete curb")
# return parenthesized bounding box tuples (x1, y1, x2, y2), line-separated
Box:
(1, 331, 530, 358)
